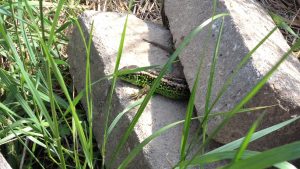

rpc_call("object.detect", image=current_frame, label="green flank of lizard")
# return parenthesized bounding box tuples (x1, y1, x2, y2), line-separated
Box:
(119, 65, 190, 100)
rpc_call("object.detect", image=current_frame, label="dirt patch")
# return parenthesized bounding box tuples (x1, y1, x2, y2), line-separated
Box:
(81, 0, 163, 24)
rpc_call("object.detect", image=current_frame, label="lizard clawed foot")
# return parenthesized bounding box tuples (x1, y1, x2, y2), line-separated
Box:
(129, 85, 151, 100)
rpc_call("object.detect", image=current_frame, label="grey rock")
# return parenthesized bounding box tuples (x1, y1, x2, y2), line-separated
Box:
(68, 11, 208, 168)
(0, 153, 11, 169)
(164, 0, 300, 150)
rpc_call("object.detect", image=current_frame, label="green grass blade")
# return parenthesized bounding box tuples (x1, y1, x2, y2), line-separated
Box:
(72, 18, 89, 56)
(219, 38, 300, 128)
(0, 16, 55, 131)
(202, 16, 224, 125)
(117, 105, 273, 168)
(208, 26, 277, 114)
(47, 0, 66, 46)
(179, 16, 222, 160)
(110, 13, 229, 167)
(232, 113, 264, 163)
(178, 115, 300, 167)
(107, 98, 143, 136)
(270, 12, 299, 38)
(208, 115, 300, 154)
(45, 42, 67, 169)
(40, 2, 66, 165)
(0, 5, 11, 15)
(0, 69, 38, 122)
(273, 162, 298, 169)
(85, 20, 94, 165)
(72, 17, 116, 167)
(117, 65, 159, 76)
(118, 120, 184, 169)
(178, 149, 296, 168)
(0, 102, 20, 119)
(1, 120, 45, 168)
(35, 21, 91, 168)
(177, 150, 257, 167)
(227, 141, 300, 169)
(180, 75, 199, 161)
(38, 0, 46, 41)
(181, 14, 224, 163)
(185, 33, 300, 168)
(0, 3, 28, 24)
(55, 20, 73, 33)
(62, 73, 114, 117)
(102, 14, 129, 168)
(201, 13, 225, 159)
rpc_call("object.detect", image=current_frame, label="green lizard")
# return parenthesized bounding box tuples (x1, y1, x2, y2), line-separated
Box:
(119, 65, 190, 100)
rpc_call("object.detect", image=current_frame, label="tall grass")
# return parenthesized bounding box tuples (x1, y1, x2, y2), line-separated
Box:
(0, 0, 299, 169)
(0, 0, 96, 168)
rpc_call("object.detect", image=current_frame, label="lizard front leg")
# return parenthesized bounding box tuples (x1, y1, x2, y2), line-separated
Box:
(130, 84, 151, 100)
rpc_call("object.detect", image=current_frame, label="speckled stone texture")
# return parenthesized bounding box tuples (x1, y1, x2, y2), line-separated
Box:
(164, 0, 300, 150)
(67, 11, 204, 168)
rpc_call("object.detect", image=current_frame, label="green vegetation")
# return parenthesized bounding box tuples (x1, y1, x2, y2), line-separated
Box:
(0, 0, 300, 168)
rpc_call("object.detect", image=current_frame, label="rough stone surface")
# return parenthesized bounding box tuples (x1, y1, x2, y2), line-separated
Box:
(0, 153, 11, 169)
(164, 0, 300, 150)
(68, 11, 209, 168)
